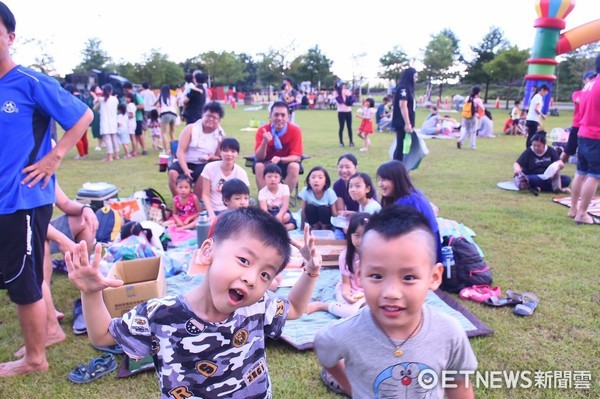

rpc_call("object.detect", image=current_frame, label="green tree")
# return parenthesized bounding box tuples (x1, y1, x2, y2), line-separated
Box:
(288, 45, 335, 88)
(256, 49, 288, 93)
(235, 53, 257, 91)
(462, 27, 510, 102)
(422, 30, 460, 100)
(482, 46, 529, 108)
(378, 46, 410, 81)
(199, 51, 247, 87)
(113, 61, 143, 84)
(74, 38, 111, 73)
(138, 49, 184, 88)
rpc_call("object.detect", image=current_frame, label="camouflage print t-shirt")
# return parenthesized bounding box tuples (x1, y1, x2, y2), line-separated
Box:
(109, 293, 290, 399)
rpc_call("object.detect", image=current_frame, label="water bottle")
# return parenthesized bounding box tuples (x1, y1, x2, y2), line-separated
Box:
(441, 246, 455, 279)
(196, 211, 210, 248)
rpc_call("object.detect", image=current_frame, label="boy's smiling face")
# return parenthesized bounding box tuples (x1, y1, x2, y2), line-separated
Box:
(359, 229, 442, 339)
(200, 232, 283, 321)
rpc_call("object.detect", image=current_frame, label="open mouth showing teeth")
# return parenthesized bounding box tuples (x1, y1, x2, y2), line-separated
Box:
(229, 289, 245, 302)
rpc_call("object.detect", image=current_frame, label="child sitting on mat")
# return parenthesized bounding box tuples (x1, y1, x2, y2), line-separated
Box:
(314, 206, 477, 398)
(66, 207, 322, 398)
(306, 213, 369, 318)
(163, 175, 201, 230)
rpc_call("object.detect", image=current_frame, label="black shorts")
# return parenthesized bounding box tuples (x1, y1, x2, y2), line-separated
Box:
(135, 120, 143, 135)
(169, 161, 207, 183)
(257, 161, 302, 180)
(0, 205, 53, 305)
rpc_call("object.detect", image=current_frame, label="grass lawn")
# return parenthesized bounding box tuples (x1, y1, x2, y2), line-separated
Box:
(0, 103, 598, 398)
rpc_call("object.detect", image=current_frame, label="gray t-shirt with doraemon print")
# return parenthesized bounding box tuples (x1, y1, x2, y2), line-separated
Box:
(110, 293, 290, 399)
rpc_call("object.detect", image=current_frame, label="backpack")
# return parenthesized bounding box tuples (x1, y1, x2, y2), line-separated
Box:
(143, 188, 171, 223)
(96, 206, 124, 243)
(461, 97, 475, 119)
(440, 236, 493, 293)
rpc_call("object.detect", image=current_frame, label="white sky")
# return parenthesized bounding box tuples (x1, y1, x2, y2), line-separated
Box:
(7, 0, 600, 82)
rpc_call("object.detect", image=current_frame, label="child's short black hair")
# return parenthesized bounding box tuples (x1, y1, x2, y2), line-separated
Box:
(176, 174, 194, 187)
(365, 98, 375, 108)
(263, 163, 282, 178)
(220, 137, 240, 153)
(222, 178, 249, 200)
(212, 208, 291, 272)
(117, 103, 126, 114)
(0, 2, 16, 33)
(364, 205, 436, 262)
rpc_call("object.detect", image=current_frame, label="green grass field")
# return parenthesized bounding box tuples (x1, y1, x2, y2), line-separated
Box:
(0, 103, 598, 398)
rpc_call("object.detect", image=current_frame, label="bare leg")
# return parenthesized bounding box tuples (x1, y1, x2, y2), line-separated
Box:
(168, 170, 179, 196)
(15, 281, 66, 357)
(306, 301, 330, 314)
(254, 162, 266, 191)
(568, 173, 585, 218)
(0, 299, 49, 377)
(574, 176, 599, 224)
(284, 163, 300, 197)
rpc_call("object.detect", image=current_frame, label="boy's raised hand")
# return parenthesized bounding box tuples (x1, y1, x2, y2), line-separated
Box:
(291, 223, 322, 273)
(66, 242, 123, 294)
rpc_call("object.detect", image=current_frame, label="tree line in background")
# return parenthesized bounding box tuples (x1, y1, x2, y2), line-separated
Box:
(14, 27, 599, 104)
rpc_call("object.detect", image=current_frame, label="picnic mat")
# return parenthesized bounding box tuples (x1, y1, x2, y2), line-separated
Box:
(165, 268, 493, 351)
(497, 180, 519, 191)
(553, 195, 600, 222)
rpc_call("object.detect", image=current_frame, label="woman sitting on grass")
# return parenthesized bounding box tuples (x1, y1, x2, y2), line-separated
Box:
(513, 133, 571, 194)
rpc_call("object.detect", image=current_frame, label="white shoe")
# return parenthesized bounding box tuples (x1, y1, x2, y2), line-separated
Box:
(95, 146, 101, 151)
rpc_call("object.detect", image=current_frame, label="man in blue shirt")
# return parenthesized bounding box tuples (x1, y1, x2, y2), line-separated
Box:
(0, 2, 93, 377)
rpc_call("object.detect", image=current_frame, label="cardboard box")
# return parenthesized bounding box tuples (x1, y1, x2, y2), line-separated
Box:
(315, 239, 346, 267)
(103, 257, 166, 318)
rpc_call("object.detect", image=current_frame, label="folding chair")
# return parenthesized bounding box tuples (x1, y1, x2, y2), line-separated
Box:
(244, 154, 311, 207)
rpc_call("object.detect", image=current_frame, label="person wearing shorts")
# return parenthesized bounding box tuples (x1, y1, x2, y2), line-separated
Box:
(568, 56, 600, 225)
(0, 1, 93, 377)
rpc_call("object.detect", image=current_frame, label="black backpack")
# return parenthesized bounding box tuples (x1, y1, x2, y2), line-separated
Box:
(440, 236, 493, 293)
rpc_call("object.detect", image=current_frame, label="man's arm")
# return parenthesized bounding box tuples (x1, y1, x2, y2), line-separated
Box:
(22, 109, 93, 189)
(399, 100, 412, 132)
(254, 127, 272, 162)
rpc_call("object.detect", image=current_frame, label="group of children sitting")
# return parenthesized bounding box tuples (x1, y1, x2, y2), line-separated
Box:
(62, 150, 478, 397)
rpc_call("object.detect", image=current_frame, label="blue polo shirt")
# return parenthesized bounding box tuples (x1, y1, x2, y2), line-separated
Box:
(0, 66, 88, 214)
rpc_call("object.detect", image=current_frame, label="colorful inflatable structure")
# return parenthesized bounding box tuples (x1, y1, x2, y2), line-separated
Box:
(523, 0, 600, 111)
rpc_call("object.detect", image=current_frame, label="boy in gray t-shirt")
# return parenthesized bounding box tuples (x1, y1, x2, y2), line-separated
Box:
(315, 206, 477, 398)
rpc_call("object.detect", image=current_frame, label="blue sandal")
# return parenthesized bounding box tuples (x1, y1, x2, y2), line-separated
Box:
(69, 353, 117, 384)
(514, 293, 539, 316)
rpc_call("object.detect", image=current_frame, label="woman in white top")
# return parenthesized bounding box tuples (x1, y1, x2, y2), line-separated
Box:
(94, 83, 119, 161)
(168, 102, 225, 199)
(156, 85, 179, 152)
(201, 138, 250, 222)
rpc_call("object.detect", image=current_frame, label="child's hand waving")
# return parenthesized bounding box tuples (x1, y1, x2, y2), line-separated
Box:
(66, 242, 123, 294)
(291, 223, 322, 275)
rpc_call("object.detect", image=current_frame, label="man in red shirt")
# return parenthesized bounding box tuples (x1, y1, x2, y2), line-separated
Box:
(254, 101, 304, 192)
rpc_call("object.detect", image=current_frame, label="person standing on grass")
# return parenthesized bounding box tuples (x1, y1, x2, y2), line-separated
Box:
(334, 80, 354, 147)
(525, 84, 549, 148)
(457, 86, 484, 150)
(561, 71, 597, 163)
(392, 67, 418, 161)
(568, 55, 600, 225)
(0, 1, 93, 377)
(123, 82, 148, 156)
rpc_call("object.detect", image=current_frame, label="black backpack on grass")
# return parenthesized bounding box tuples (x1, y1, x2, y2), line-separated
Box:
(440, 236, 493, 293)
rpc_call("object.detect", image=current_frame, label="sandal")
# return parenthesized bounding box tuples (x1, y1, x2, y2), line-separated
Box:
(459, 285, 501, 303)
(69, 353, 117, 384)
(93, 343, 124, 355)
(484, 290, 523, 307)
(514, 293, 539, 316)
(321, 368, 348, 397)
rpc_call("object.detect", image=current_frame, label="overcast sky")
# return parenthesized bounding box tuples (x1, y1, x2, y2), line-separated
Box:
(7, 0, 600, 82)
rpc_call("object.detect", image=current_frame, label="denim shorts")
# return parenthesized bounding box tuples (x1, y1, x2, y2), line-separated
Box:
(576, 136, 600, 178)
